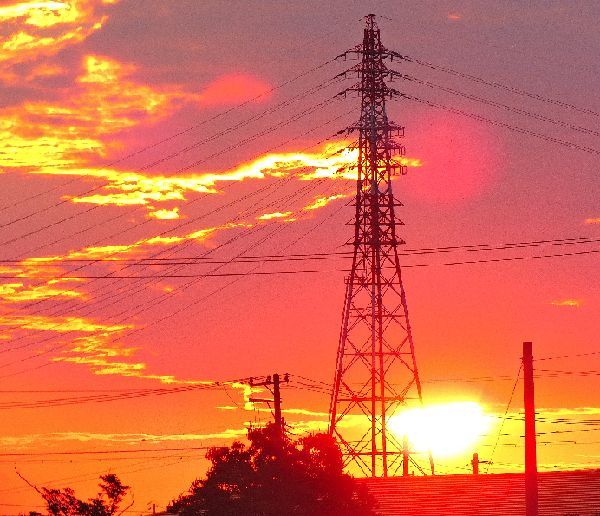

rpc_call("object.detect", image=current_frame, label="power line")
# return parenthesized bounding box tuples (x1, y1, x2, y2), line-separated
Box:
(405, 94, 600, 156)
(402, 74, 600, 138)
(0, 382, 243, 409)
(3, 235, 597, 266)
(137, 78, 340, 173)
(9, 87, 344, 266)
(2, 246, 595, 280)
(0, 84, 342, 251)
(0, 123, 351, 350)
(403, 54, 600, 118)
(0, 55, 338, 216)
(0, 446, 211, 457)
(536, 351, 600, 362)
(487, 365, 522, 473)
(0, 172, 340, 373)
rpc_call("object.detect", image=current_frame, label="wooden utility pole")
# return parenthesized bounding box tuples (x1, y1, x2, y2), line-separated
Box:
(272, 373, 282, 433)
(523, 341, 538, 516)
(249, 373, 289, 436)
(472, 452, 480, 475)
(471, 452, 490, 475)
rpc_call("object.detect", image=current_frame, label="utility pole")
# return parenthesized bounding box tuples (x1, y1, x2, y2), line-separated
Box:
(472, 453, 479, 475)
(249, 373, 289, 436)
(471, 452, 490, 475)
(523, 342, 538, 516)
(329, 13, 432, 477)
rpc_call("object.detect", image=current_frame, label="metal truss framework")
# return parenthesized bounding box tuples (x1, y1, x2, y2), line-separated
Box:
(329, 14, 433, 478)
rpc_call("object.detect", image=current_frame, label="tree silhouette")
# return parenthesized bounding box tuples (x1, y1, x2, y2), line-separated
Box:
(38, 474, 131, 516)
(168, 424, 374, 516)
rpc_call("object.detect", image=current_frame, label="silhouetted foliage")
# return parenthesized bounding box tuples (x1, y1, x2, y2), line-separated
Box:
(168, 423, 374, 516)
(40, 474, 131, 516)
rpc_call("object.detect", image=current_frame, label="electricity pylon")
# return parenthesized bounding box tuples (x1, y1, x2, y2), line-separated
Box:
(328, 14, 433, 477)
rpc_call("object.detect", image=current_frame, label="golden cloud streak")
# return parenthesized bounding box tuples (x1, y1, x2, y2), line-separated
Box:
(16, 183, 349, 272)
(303, 193, 351, 211)
(0, 429, 248, 448)
(48, 331, 250, 387)
(0, 162, 353, 306)
(149, 207, 180, 220)
(0, 221, 243, 304)
(551, 299, 582, 308)
(53, 349, 257, 392)
(0, 314, 130, 333)
(257, 211, 293, 221)
(21, 222, 244, 265)
(33, 143, 357, 209)
(0, 281, 83, 302)
(32, 142, 420, 216)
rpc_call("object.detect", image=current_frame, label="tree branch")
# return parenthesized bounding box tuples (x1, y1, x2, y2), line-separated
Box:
(117, 494, 135, 515)
(15, 468, 43, 495)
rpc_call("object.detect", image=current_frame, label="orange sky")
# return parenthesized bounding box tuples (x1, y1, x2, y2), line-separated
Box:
(0, 0, 598, 513)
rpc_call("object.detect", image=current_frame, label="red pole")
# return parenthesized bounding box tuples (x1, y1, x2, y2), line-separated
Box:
(471, 453, 479, 475)
(523, 342, 538, 516)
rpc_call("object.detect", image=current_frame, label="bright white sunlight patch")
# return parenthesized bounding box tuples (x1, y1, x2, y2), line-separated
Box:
(389, 401, 492, 458)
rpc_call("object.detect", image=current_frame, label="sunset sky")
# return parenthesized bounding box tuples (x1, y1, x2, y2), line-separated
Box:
(0, 0, 598, 512)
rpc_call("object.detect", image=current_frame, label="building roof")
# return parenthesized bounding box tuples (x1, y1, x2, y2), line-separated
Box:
(358, 470, 600, 516)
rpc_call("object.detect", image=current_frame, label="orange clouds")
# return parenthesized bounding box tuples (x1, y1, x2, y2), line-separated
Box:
(149, 207, 181, 220)
(0, 0, 276, 204)
(0, 0, 116, 69)
(0, 1, 89, 28)
(1, 54, 276, 214)
(303, 193, 350, 211)
(0, 54, 177, 173)
(198, 73, 272, 106)
(0, 120, 102, 169)
(20, 222, 242, 265)
(257, 211, 293, 221)
(0, 430, 248, 448)
(0, 314, 129, 333)
(34, 143, 361, 213)
(0, 281, 83, 303)
(26, 54, 174, 134)
(551, 299, 582, 308)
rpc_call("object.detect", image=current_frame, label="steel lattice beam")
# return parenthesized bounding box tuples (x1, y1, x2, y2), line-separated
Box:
(328, 14, 434, 478)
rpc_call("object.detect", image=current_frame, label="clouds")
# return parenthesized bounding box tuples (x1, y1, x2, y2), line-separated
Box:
(0, 0, 117, 72)
(0, 428, 247, 448)
(0, 314, 130, 333)
(551, 299, 582, 308)
(0, 53, 176, 173)
(197, 73, 272, 106)
(32, 143, 358, 215)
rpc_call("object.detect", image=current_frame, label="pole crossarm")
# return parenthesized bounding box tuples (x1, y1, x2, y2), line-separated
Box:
(246, 373, 289, 436)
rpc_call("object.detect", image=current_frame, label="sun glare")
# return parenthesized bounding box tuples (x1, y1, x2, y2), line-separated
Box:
(388, 402, 493, 458)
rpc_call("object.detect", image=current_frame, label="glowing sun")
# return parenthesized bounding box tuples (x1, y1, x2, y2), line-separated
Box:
(388, 401, 492, 458)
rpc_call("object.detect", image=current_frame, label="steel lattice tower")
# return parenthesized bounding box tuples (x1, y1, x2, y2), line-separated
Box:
(329, 15, 433, 477)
